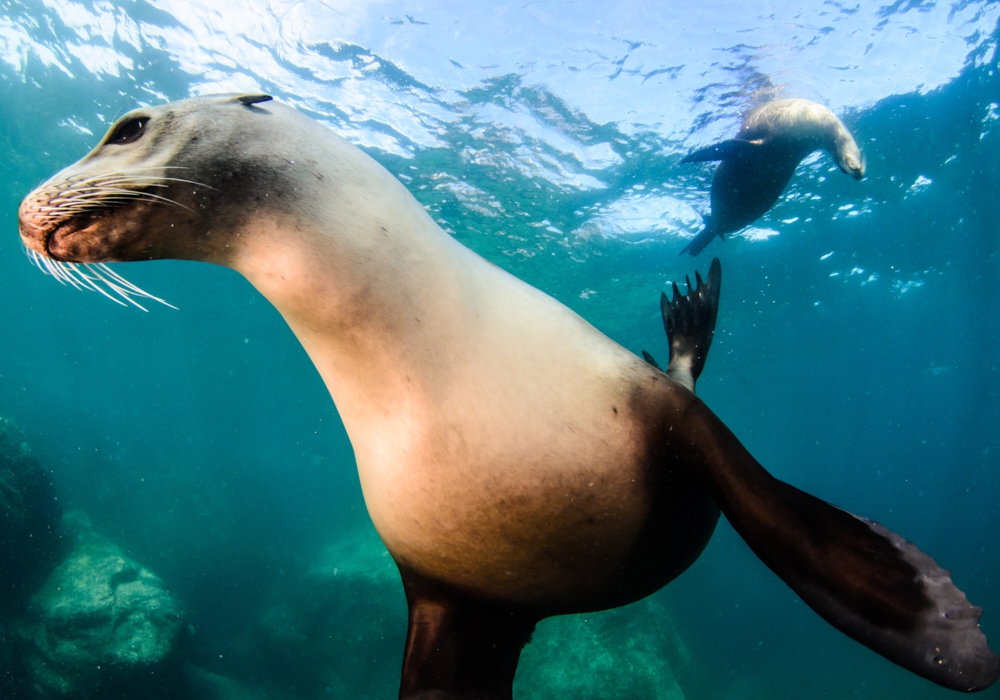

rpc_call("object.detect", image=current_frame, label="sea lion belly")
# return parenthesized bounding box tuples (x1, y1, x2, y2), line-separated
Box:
(327, 255, 717, 611)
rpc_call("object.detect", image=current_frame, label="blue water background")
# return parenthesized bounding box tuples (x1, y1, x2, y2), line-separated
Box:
(1, 1, 999, 698)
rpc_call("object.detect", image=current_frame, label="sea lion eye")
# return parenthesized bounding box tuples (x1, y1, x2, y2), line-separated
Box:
(108, 117, 148, 145)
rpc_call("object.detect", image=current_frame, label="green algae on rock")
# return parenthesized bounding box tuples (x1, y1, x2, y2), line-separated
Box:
(13, 510, 189, 699)
(257, 527, 407, 700)
(516, 598, 691, 700)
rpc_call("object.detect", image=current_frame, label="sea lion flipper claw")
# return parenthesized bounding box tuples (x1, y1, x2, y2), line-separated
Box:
(661, 258, 721, 391)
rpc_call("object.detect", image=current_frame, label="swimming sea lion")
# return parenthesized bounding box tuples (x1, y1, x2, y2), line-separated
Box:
(18, 95, 997, 698)
(680, 97, 864, 256)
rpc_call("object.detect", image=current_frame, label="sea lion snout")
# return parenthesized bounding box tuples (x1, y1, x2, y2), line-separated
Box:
(17, 196, 48, 255)
(837, 141, 865, 180)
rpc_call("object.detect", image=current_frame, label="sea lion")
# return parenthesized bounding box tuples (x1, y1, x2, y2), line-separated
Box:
(680, 97, 864, 256)
(17, 95, 997, 698)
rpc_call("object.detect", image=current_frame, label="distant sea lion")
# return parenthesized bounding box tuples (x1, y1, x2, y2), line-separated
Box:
(681, 97, 864, 256)
(18, 95, 997, 698)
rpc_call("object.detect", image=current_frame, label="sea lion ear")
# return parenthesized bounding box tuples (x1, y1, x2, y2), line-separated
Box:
(232, 94, 273, 106)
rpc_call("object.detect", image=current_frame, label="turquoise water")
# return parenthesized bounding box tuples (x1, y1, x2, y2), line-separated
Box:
(1, 1, 999, 698)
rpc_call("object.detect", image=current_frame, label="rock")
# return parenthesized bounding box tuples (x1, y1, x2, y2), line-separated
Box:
(13, 510, 189, 699)
(256, 527, 407, 700)
(256, 529, 692, 700)
(515, 598, 691, 700)
(0, 417, 62, 613)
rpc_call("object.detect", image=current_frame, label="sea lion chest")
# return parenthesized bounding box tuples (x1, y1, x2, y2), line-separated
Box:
(302, 262, 709, 609)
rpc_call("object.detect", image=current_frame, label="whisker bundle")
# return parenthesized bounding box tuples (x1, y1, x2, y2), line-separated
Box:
(25, 249, 177, 312)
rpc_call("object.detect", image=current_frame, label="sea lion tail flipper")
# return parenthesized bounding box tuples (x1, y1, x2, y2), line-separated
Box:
(679, 219, 719, 257)
(681, 138, 763, 163)
(685, 404, 1000, 692)
(660, 258, 721, 391)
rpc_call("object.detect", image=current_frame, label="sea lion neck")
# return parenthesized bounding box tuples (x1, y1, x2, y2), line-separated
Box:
(226, 158, 482, 438)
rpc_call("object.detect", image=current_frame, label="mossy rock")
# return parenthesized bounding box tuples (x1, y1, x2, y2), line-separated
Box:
(257, 527, 406, 699)
(13, 511, 189, 699)
(516, 598, 690, 700)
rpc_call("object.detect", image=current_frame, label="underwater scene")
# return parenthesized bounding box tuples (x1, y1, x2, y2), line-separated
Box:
(2, 1, 1000, 698)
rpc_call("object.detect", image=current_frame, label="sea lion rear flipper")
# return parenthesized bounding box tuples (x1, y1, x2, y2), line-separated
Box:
(679, 219, 720, 257)
(681, 138, 763, 163)
(684, 403, 1000, 692)
(397, 567, 536, 699)
(659, 258, 720, 391)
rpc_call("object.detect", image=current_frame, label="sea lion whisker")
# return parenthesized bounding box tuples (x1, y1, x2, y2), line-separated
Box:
(129, 192, 194, 211)
(40, 199, 136, 215)
(62, 264, 134, 307)
(86, 176, 219, 191)
(58, 262, 126, 300)
(82, 271, 151, 310)
(61, 183, 172, 193)
(84, 263, 179, 310)
(23, 248, 173, 311)
(32, 253, 95, 294)
(65, 172, 136, 187)
(48, 194, 149, 206)
(150, 177, 218, 190)
(37, 255, 101, 293)
(121, 165, 190, 172)
(60, 170, 182, 189)
(25, 250, 55, 281)
(56, 187, 194, 212)
(80, 264, 176, 312)
(56, 262, 146, 310)
(30, 251, 66, 284)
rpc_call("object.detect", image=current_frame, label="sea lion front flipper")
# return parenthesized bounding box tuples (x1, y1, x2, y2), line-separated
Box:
(641, 350, 663, 371)
(398, 567, 536, 699)
(683, 403, 1000, 692)
(660, 258, 721, 391)
(681, 138, 763, 163)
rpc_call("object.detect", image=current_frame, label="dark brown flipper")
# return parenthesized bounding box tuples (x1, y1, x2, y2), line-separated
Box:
(679, 219, 720, 257)
(680, 138, 763, 163)
(679, 138, 763, 256)
(678, 395, 1000, 692)
(398, 568, 537, 700)
(643, 258, 721, 390)
(641, 350, 663, 371)
(642, 257, 720, 386)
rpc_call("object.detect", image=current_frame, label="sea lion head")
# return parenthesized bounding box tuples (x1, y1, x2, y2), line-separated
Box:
(833, 131, 865, 180)
(740, 98, 866, 181)
(18, 93, 289, 265)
